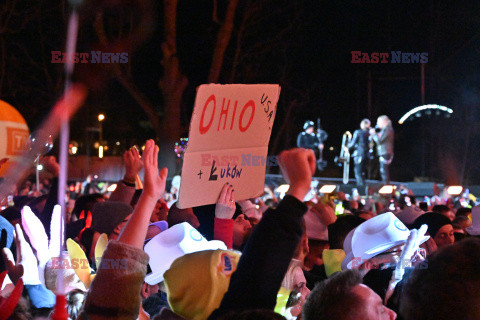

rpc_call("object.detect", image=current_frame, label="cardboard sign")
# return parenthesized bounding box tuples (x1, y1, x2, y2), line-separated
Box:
(177, 84, 280, 209)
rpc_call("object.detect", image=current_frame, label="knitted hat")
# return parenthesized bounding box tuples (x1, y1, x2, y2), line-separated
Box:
(412, 212, 452, 238)
(91, 201, 133, 235)
(164, 250, 240, 320)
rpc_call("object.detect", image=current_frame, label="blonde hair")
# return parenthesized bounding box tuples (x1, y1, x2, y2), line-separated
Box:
(378, 115, 391, 126)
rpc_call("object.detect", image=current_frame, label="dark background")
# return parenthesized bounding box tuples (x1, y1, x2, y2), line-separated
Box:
(2, 0, 480, 183)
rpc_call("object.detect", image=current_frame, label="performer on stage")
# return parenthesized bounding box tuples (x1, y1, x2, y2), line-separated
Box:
(370, 115, 394, 184)
(297, 120, 328, 169)
(348, 119, 371, 190)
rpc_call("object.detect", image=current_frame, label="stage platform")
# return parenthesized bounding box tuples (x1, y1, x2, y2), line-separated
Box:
(263, 174, 451, 197)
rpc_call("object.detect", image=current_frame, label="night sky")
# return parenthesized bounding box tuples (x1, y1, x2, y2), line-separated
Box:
(2, 0, 480, 183)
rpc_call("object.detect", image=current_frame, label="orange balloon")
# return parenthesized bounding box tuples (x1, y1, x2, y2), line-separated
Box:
(0, 100, 29, 176)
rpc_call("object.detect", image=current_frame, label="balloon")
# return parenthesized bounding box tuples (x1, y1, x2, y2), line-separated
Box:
(0, 100, 30, 176)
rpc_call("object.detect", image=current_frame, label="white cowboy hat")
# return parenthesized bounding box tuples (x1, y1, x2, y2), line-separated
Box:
(341, 228, 356, 271)
(144, 222, 226, 285)
(343, 212, 429, 269)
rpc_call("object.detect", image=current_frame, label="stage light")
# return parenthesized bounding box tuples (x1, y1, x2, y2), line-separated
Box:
(98, 113, 105, 122)
(37, 164, 43, 171)
(107, 184, 117, 192)
(446, 186, 462, 196)
(99, 145, 104, 158)
(398, 104, 453, 124)
(319, 185, 336, 194)
(379, 185, 396, 194)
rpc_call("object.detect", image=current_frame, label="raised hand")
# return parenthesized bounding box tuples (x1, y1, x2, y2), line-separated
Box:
(123, 146, 143, 183)
(215, 183, 236, 220)
(277, 148, 316, 202)
(118, 140, 168, 248)
(142, 139, 168, 200)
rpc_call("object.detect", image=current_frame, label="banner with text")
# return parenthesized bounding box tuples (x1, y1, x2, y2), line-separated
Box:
(177, 84, 280, 209)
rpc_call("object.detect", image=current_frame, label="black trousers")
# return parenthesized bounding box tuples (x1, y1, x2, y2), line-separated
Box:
(379, 154, 393, 184)
(353, 156, 367, 189)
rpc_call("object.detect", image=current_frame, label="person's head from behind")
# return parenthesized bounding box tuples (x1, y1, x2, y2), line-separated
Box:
(452, 215, 471, 231)
(91, 201, 133, 241)
(302, 269, 396, 320)
(71, 193, 105, 220)
(418, 201, 429, 212)
(401, 238, 480, 320)
(455, 207, 471, 218)
(432, 204, 455, 221)
(67, 289, 86, 320)
(328, 215, 366, 250)
(167, 202, 200, 229)
(360, 118, 371, 131)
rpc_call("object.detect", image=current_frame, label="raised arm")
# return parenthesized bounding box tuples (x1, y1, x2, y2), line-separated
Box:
(109, 147, 144, 204)
(118, 140, 168, 249)
(209, 148, 315, 318)
(214, 183, 236, 249)
(79, 140, 167, 320)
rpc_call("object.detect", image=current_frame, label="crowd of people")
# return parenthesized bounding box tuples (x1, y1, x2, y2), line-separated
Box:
(1, 142, 480, 320)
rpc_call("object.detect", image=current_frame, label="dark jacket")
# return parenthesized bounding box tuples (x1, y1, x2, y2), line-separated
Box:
(348, 129, 370, 158)
(208, 195, 308, 318)
(371, 125, 394, 156)
(297, 132, 320, 149)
